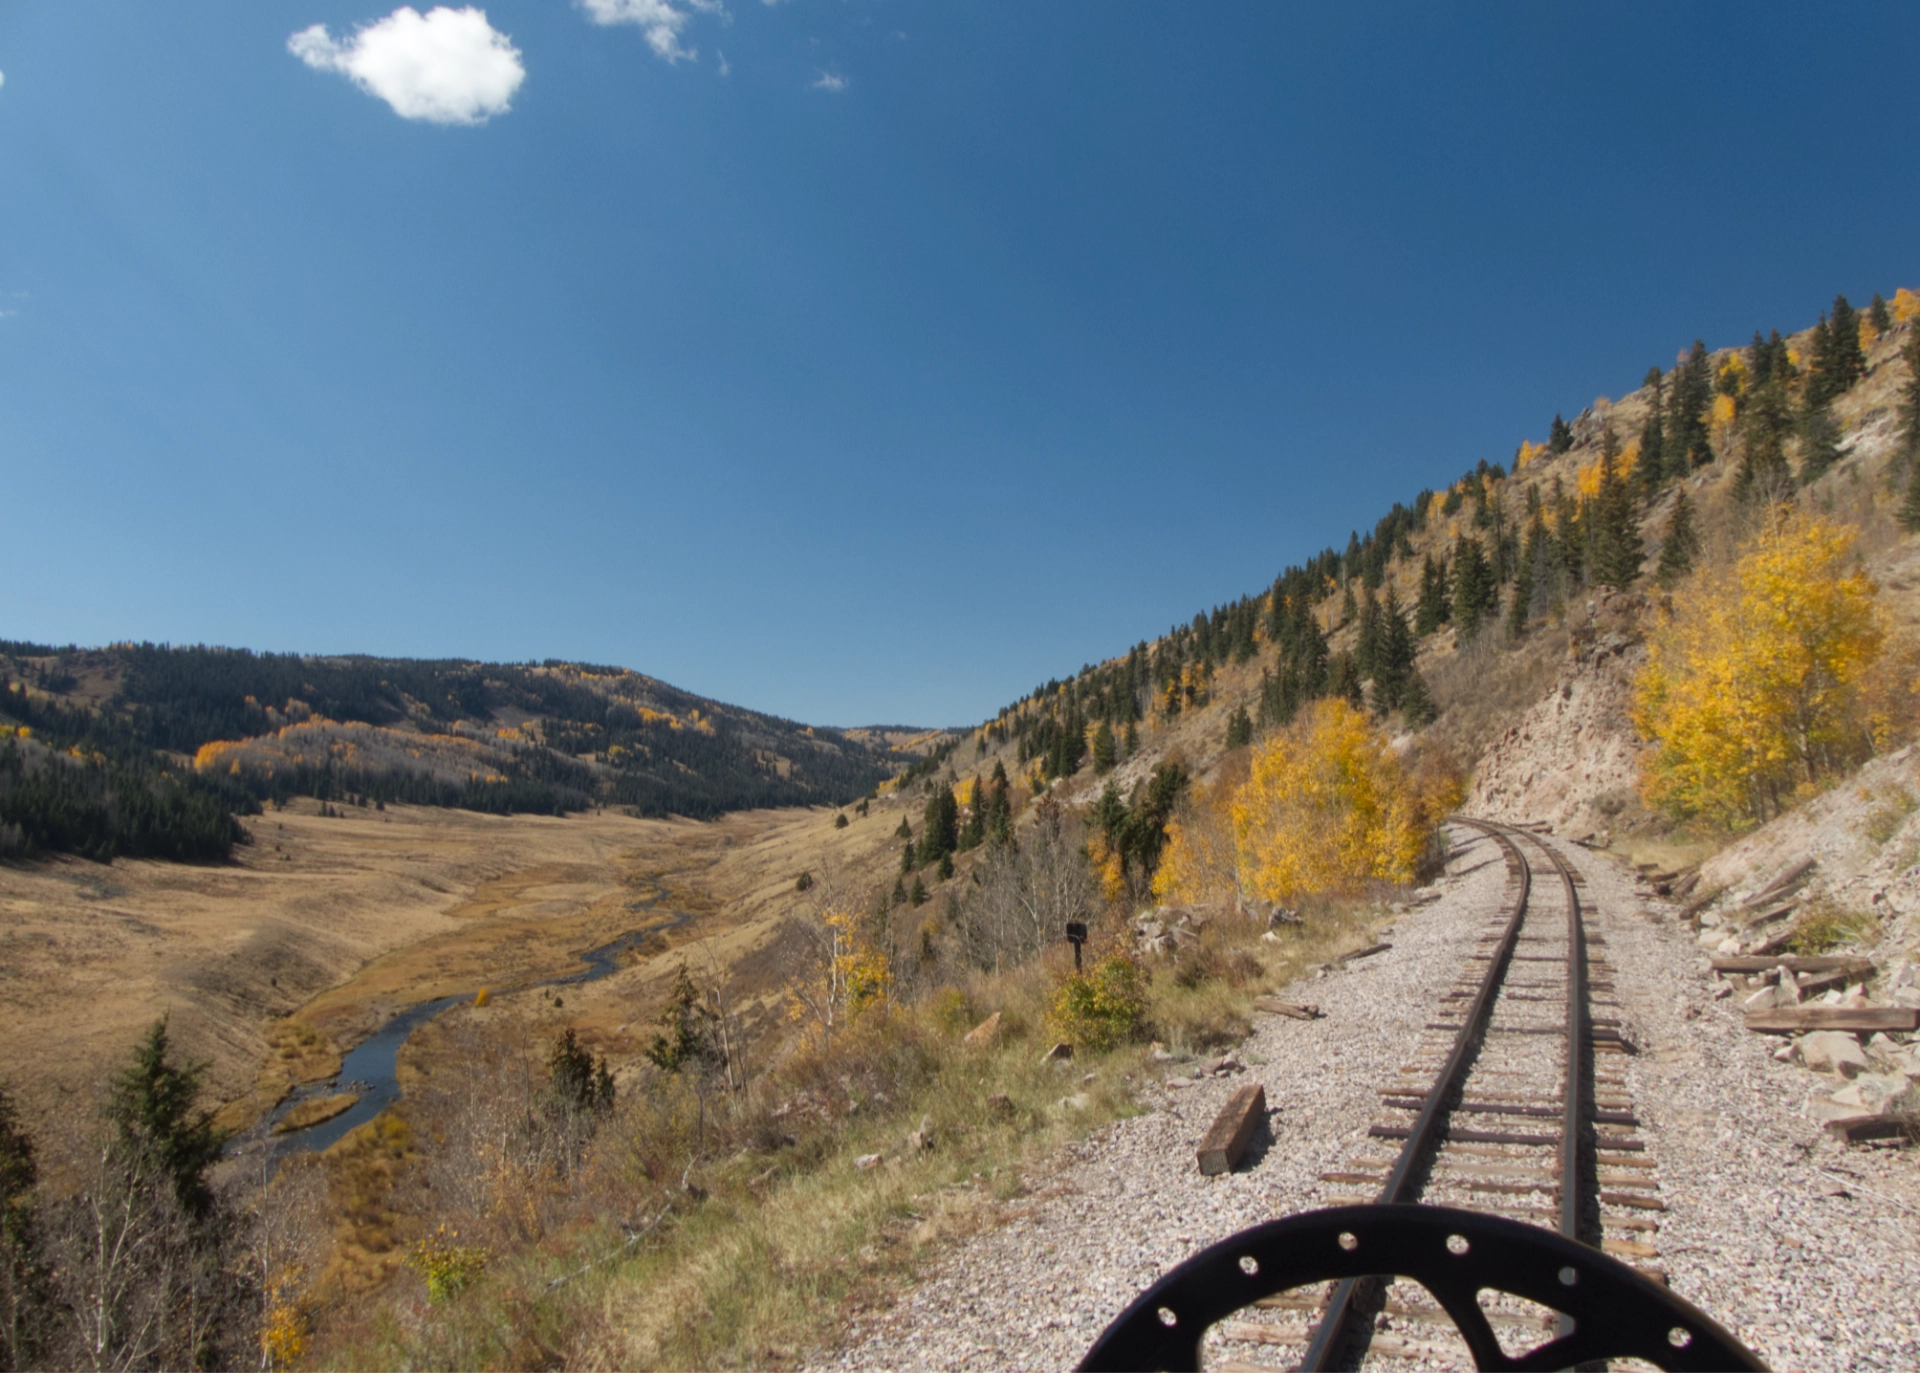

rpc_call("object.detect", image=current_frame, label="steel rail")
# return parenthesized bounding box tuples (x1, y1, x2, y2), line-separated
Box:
(1299, 818, 1534, 1371)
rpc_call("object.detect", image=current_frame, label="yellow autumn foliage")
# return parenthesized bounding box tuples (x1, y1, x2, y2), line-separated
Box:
(1711, 392, 1737, 428)
(1634, 511, 1885, 826)
(1228, 699, 1443, 903)
(1515, 439, 1547, 470)
(1892, 287, 1920, 324)
(1576, 443, 1638, 500)
(1151, 773, 1243, 908)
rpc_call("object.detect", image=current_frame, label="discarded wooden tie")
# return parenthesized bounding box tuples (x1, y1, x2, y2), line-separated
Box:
(1196, 1082, 1267, 1176)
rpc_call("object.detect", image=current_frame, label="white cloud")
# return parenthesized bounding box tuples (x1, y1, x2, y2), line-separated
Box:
(811, 69, 847, 92)
(289, 7, 524, 126)
(0, 72, 7, 90)
(578, 0, 723, 64)
(716, 50, 731, 77)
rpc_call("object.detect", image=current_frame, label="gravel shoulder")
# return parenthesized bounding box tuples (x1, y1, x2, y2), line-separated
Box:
(816, 827, 1920, 1372)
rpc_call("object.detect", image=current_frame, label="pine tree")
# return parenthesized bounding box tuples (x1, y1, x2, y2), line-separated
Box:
(1372, 589, 1415, 713)
(1400, 668, 1438, 727)
(901, 839, 915, 874)
(1663, 340, 1715, 471)
(1326, 651, 1364, 709)
(1548, 413, 1574, 454)
(1829, 293, 1866, 393)
(0, 1085, 45, 1373)
(557, 1025, 619, 1106)
(1636, 366, 1668, 500)
(1412, 555, 1440, 634)
(1897, 330, 1920, 467)
(1588, 430, 1645, 591)
(1869, 293, 1893, 335)
(909, 876, 927, 907)
(107, 1020, 224, 1225)
(895, 816, 912, 841)
(1799, 405, 1841, 482)
(1224, 705, 1253, 749)
(1340, 583, 1357, 625)
(919, 787, 959, 865)
(1900, 459, 1920, 534)
(1353, 588, 1381, 681)
(1505, 545, 1534, 638)
(1655, 489, 1700, 586)
(1451, 534, 1496, 636)
(1735, 373, 1795, 502)
(1091, 720, 1116, 774)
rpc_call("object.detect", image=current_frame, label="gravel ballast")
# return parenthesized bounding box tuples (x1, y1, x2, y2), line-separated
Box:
(813, 826, 1920, 1371)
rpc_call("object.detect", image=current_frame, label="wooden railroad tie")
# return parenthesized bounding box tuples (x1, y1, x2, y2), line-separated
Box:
(1744, 1007, 1919, 1034)
(1196, 1082, 1267, 1176)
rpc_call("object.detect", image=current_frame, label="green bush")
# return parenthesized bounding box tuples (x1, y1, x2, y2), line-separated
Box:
(1045, 953, 1150, 1053)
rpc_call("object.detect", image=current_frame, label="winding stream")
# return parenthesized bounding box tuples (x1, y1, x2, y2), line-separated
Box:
(249, 886, 694, 1160)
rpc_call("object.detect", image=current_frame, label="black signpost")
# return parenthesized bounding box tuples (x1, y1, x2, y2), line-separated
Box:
(1065, 920, 1088, 972)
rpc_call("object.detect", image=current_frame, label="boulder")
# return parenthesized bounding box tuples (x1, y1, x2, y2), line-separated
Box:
(1040, 1041, 1074, 1064)
(962, 1011, 1002, 1047)
(1798, 1030, 1870, 1078)
(1828, 1073, 1920, 1116)
(906, 1113, 935, 1151)
(1742, 985, 1780, 1013)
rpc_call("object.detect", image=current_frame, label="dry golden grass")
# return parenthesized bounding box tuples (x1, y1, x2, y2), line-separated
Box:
(273, 1091, 360, 1134)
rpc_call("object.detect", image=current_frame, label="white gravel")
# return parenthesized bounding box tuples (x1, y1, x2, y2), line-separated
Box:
(811, 828, 1920, 1372)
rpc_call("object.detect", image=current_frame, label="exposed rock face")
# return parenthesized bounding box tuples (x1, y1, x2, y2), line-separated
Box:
(1467, 630, 1647, 835)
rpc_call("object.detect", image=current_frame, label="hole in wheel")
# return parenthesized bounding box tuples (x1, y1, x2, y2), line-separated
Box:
(1156, 1307, 1177, 1328)
(1238, 1255, 1259, 1275)
(1669, 1326, 1692, 1349)
(1446, 1234, 1470, 1255)
(1338, 1232, 1358, 1252)
(1558, 1266, 1578, 1287)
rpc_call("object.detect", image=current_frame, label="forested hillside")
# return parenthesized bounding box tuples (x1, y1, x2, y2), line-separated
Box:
(0, 645, 928, 861)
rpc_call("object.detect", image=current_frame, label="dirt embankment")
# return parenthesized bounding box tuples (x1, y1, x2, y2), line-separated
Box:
(1466, 618, 1649, 841)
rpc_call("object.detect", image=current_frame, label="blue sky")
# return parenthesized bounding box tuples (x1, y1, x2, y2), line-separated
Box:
(2, 4, 1916, 727)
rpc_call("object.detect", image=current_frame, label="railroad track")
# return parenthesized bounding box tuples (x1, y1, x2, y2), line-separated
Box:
(1216, 817, 1666, 1369)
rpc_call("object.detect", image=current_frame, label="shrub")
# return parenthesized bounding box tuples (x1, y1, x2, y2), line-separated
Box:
(925, 987, 974, 1037)
(405, 1225, 488, 1302)
(1045, 953, 1150, 1053)
(1785, 900, 1878, 955)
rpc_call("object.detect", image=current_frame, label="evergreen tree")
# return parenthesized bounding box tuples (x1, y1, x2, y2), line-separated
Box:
(1339, 583, 1357, 625)
(1400, 669, 1438, 727)
(1655, 489, 1700, 587)
(1414, 554, 1449, 635)
(901, 839, 915, 874)
(1663, 340, 1715, 471)
(1869, 293, 1893, 335)
(1588, 430, 1644, 591)
(107, 1020, 224, 1226)
(1548, 412, 1574, 454)
(937, 851, 954, 881)
(1829, 293, 1866, 393)
(1224, 705, 1252, 749)
(1451, 534, 1497, 637)
(1372, 590, 1416, 713)
(1897, 330, 1920, 470)
(1505, 546, 1534, 638)
(1122, 719, 1138, 761)
(1799, 405, 1841, 482)
(1326, 651, 1364, 709)
(895, 816, 912, 841)
(1900, 457, 1920, 534)
(909, 875, 927, 907)
(0, 1085, 45, 1373)
(1636, 366, 1667, 500)
(1090, 720, 1116, 774)
(1353, 588, 1381, 681)
(1551, 477, 1583, 589)
(556, 1025, 619, 1106)
(918, 787, 959, 865)
(1735, 373, 1795, 501)
(957, 780, 985, 851)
